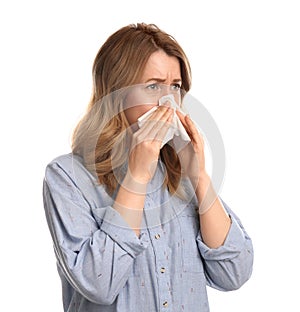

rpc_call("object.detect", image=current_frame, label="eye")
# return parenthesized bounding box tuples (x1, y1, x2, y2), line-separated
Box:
(171, 83, 181, 91)
(146, 83, 160, 91)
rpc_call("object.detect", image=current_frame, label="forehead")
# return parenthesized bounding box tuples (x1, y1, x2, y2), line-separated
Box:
(141, 50, 181, 79)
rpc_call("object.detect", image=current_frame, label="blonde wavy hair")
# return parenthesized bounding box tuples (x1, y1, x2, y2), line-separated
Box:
(72, 23, 192, 195)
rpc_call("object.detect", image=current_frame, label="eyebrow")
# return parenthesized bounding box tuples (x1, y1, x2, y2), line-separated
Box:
(145, 78, 182, 83)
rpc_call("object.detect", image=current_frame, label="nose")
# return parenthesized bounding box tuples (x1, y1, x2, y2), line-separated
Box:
(158, 84, 181, 107)
(159, 84, 173, 96)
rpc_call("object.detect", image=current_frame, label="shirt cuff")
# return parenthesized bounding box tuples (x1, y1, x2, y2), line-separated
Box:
(197, 215, 246, 261)
(92, 206, 150, 258)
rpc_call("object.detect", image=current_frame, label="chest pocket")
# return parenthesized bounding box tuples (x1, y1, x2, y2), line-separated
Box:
(178, 203, 204, 273)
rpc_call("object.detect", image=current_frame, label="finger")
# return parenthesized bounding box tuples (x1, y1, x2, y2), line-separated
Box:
(153, 112, 173, 144)
(148, 105, 172, 122)
(142, 107, 172, 138)
(176, 110, 188, 129)
(134, 107, 173, 143)
(146, 110, 173, 144)
(185, 115, 205, 146)
(175, 110, 194, 140)
(185, 115, 198, 136)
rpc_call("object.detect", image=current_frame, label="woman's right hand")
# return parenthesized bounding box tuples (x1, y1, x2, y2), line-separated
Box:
(127, 106, 173, 185)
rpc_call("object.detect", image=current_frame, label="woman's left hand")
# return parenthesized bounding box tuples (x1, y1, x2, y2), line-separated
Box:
(177, 111, 231, 246)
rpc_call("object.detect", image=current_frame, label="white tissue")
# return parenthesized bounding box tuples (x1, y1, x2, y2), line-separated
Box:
(137, 94, 191, 149)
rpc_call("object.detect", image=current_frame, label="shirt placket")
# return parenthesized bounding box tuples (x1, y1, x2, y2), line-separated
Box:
(144, 197, 172, 312)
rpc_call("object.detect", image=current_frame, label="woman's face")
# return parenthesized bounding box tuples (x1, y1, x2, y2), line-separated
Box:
(124, 50, 182, 125)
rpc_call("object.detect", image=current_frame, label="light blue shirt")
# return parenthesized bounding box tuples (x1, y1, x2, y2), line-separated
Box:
(43, 153, 253, 312)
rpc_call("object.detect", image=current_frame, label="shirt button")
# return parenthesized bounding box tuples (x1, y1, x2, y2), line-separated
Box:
(163, 301, 168, 307)
(160, 267, 166, 273)
(154, 233, 161, 239)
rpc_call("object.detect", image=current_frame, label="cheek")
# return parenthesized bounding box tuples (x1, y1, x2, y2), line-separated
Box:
(124, 105, 156, 125)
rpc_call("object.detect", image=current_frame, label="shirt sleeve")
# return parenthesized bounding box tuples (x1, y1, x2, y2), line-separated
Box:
(196, 198, 254, 291)
(43, 157, 150, 305)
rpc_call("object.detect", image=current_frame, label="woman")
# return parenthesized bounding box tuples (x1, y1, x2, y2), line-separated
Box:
(43, 23, 253, 312)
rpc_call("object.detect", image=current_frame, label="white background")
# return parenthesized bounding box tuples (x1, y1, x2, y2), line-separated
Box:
(1, 0, 299, 311)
